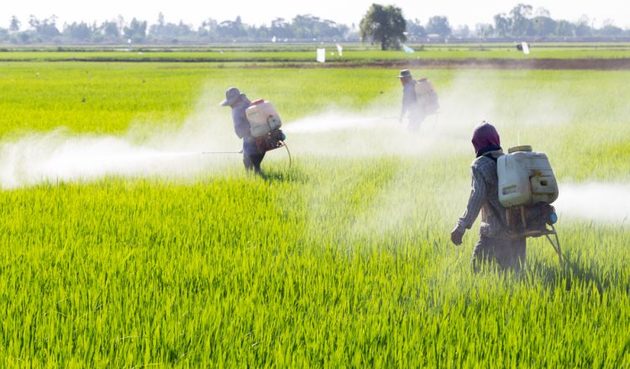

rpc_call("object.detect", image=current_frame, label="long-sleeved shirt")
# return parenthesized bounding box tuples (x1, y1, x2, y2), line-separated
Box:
(230, 95, 263, 155)
(457, 150, 511, 239)
(401, 81, 418, 118)
(231, 96, 252, 139)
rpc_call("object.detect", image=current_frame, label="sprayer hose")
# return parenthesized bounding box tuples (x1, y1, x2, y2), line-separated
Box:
(280, 141, 292, 169)
(545, 224, 563, 264)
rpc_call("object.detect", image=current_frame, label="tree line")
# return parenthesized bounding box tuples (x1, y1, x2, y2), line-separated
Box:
(1, 3, 628, 46)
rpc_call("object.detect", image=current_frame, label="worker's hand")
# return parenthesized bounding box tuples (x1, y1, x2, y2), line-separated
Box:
(450, 225, 465, 246)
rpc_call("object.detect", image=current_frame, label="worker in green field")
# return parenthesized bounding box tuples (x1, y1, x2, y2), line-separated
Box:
(399, 69, 424, 131)
(450, 122, 527, 272)
(399, 69, 439, 131)
(220, 87, 265, 174)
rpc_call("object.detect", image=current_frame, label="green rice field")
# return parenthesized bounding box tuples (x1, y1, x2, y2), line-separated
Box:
(0, 47, 628, 367)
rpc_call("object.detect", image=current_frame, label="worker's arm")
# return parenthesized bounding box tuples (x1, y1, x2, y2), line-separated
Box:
(451, 167, 487, 245)
(233, 109, 252, 138)
(400, 98, 407, 122)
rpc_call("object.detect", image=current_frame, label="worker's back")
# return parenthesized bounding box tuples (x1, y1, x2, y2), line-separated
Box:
(231, 96, 252, 139)
(470, 150, 511, 238)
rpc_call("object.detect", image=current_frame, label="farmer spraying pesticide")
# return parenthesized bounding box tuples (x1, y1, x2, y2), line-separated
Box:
(220, 87, 286, 174)
(450, 122, 561, 272)
(398, 69, 439, 131)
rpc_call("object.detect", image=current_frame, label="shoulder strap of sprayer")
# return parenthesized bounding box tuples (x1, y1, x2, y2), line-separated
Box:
(481, 152, 497, 162)
(480, 152, 524, 239)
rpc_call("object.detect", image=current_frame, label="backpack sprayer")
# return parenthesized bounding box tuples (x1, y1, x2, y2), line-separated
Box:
(497, 145, 562, 263)
(204, 99, 291, 167)
(414, 78, 440, 116)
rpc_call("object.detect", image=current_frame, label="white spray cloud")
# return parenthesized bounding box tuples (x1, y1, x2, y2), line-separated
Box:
(283, 74, 502, 158)
(0, 94, 242, 189)
(556, 182, 630, 225)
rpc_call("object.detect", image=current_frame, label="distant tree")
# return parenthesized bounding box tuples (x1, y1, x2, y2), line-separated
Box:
(406, 18, 426, 40)
(198, 18, 218, 40)
(250, 24, 270, 40)
(534, 7, 551, 18)
(509, 4, 533, 36)
(599, 20, 623, 37)
(453, 25, 471, 38)
(149, 13, 195, 42)
(575, 15, 592, 37)
(292, 15, 316, 39)
(290, 15, 346, 40)
(17, 32, 31, 44)
(493, 13, 511, 37)
(157, 12, 165, 27)
(63, 22, 93, 42)
(531, 16, 556, 37)
(555, 20, 575, 37)
(9, 16, 20, 32)
(28, 15, 61, 40)
(426, 16, 452, 37)
(99, 21, 120, 41)
(270, 18, 291, 39)
(217, 17, 247, 40)
(359, 3, 406, 50)
(123, 18, 147, 42)
(475, 23, 494, 38)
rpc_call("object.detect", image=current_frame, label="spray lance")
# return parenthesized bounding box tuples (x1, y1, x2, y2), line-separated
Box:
(201, 141, 292, 168)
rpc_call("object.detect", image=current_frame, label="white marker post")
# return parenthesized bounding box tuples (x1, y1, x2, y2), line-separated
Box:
(316, 48, 326, 63)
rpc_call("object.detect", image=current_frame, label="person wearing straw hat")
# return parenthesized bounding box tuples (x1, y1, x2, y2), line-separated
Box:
(220, 87, 265, 174)
(398, 69, 426, 131)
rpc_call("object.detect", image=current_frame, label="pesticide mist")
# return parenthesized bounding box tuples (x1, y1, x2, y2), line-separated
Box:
(0, 100, 240, 189)
(0, 75, 492, 189)
(2, 71, 628, 230)
(556, 183, 630, 225)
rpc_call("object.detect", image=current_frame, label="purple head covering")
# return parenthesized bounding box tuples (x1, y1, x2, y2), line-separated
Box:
(472, 122, 501, 157)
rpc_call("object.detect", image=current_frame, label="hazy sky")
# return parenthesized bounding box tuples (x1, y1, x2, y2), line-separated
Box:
(2, 0, 628, 29)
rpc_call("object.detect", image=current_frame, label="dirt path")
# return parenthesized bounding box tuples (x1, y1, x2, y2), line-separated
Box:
(3, 57, 629, 70)
(244, 58, 630, 70)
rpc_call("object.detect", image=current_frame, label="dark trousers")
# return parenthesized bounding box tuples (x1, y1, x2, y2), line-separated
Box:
(472, 236, 526, 273)
(243, 139, 265, 173)
(407, 112, 427, 132)
(243, 152, 265, 173)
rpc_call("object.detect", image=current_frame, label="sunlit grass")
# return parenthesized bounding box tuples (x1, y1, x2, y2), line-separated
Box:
(0, 59, 627, 367)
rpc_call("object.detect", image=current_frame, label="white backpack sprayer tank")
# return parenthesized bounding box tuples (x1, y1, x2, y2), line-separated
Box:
(245, 99, 290, 162)
(497, 145, 562, 262)
(414, 78, 439, 115)
(246, 99, 282, 138)
(498, 145, 558, 207)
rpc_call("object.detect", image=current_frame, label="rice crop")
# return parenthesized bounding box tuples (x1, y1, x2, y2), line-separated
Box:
(0, 56, 627, 368)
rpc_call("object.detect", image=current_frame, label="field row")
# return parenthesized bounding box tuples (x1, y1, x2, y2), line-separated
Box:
(2, 46, 630, 63)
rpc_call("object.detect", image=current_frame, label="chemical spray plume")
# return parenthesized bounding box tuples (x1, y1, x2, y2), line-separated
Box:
(0, 97, 241, 189)
(556, 182, 630, 225)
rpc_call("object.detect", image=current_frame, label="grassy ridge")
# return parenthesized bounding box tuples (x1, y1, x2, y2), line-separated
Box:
(2, 45, 630, 62)
(0, 62, 628, 367)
